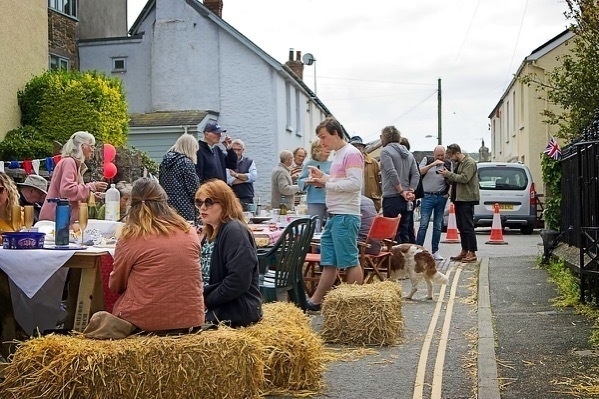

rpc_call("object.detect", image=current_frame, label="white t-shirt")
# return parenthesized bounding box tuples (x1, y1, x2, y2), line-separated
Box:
(324, 143, 364, 215)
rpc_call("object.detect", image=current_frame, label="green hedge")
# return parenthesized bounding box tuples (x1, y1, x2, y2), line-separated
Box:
(17, 70, 129, 146)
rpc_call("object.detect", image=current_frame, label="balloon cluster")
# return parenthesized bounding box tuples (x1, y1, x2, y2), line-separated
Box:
(103, 144, 117, 179)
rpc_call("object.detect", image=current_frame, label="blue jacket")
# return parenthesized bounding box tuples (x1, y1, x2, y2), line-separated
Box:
(196, 141, 237, 184)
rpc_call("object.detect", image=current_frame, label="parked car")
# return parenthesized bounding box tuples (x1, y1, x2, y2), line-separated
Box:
(442, 162, 538, 234)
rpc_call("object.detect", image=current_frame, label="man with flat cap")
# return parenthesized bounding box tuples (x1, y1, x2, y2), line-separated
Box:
(17, 174, 48, 223)
(350, 136, 382, 211)
(196, 121, 237, 184)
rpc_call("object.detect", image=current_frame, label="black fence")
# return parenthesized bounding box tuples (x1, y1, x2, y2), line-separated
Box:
(559, 133, 599, 304)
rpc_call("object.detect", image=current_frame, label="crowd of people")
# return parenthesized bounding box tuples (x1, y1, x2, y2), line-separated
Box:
(1, 117, 480, 338)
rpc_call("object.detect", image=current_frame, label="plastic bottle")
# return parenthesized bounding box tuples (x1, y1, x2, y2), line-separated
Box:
(105, 184, 120, 221)
(55, 199, 70, 246)
(406, 201, 414, 212)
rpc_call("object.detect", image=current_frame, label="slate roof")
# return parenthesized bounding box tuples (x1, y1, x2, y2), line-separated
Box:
(129, 110, 208, 127)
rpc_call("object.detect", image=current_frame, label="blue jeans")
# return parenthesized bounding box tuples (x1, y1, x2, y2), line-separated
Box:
(416, 194, 447, 253)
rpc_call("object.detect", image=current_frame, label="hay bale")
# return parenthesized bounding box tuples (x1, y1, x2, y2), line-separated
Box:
(241, 302, 326, 396)
(0, 330, 264, 399)
(321, 281, 403, 346)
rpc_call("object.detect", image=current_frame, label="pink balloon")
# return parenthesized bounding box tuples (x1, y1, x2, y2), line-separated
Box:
(103, 162, 118, 179)
(104, 144, 117, 162)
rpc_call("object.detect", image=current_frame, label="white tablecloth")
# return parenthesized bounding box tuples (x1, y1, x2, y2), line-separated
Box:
(0, 246, 112, 298)
(0, 246, 114, 335)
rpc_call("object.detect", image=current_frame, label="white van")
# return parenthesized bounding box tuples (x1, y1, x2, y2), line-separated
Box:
(442, 162, 538, 234)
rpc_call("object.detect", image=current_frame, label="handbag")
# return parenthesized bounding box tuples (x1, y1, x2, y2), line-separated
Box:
(414, 157, 433, 200)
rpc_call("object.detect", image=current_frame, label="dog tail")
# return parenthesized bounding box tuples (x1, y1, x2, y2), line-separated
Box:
(432, 271, 448, 285)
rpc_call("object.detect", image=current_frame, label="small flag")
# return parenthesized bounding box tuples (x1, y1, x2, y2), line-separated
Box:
(544, 137, 562, 160)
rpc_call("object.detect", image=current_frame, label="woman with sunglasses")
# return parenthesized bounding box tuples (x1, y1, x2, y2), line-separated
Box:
(0, 172, 21, 233)
(39, 131, 108, 223)
(197, 179, 262, 328)
(108, 177, 204, 332)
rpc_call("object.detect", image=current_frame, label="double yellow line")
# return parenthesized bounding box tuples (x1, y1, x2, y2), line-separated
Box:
(412, 265, 462, 399)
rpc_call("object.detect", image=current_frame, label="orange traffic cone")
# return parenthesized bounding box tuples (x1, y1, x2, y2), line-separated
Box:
(442, 203, 460, 243)
(485, 203, 508, 245)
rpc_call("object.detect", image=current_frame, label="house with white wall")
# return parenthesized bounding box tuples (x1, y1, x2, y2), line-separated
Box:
(78, 0, 334, 205)
(488, 29, 573, 196)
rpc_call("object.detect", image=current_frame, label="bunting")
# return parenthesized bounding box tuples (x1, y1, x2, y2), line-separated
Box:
(0, 156, 63, 175)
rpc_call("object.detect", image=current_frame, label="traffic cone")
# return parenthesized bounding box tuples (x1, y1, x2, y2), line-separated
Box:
(441, 203, 460, 243)
(485, 203, 508, 245)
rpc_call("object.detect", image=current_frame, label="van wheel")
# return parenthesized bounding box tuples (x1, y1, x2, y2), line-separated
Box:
(520, 225, 534, 235)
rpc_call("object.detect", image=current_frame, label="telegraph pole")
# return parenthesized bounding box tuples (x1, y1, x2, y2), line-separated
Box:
(437, 78, 442, 145)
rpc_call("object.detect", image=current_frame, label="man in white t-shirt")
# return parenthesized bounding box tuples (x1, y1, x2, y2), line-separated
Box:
(304, 117, 364, 311)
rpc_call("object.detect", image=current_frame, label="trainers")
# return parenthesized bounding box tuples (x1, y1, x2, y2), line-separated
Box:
(306, 299, 322, 312)
(433, 251, 444, 261)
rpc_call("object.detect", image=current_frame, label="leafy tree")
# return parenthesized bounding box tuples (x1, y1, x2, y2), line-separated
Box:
(522, 0, 599, 141)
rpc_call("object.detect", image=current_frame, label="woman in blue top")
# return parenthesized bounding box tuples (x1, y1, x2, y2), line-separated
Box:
(298, 139, 331, 232)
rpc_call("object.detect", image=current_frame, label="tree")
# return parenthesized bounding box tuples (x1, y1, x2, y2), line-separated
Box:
(522, 0, 599, 141)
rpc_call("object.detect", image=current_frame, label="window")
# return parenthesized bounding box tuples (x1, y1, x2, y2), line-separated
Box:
(49, 54, 69, 70)
(112, 57, 127, 73)
(285, 83, 292, 132)
(48, 0, 77, 18)
(295, 90, 302, 136)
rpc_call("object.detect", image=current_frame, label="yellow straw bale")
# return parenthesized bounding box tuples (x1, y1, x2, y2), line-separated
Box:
(0, 329, 264, 399)
(320, 281, 403, 346)
(242, 302, 326, 396)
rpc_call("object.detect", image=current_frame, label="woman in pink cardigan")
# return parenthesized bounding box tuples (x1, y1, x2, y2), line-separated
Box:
(109, 177, 204, 332)
(39, 131, 108, 223)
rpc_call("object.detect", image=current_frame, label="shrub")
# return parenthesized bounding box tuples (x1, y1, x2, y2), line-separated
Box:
(17, 70, 129, 146)
(0, 126, 53, 160)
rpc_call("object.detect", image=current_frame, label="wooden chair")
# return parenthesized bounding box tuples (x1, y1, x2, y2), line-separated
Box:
(258, 217, 315, 311)
(359, 215, 401, 283)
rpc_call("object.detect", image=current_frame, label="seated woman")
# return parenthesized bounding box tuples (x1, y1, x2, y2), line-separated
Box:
(197, 179, 262, 328)
(0, 172, 21, 233)
(108, 177, 204, 332)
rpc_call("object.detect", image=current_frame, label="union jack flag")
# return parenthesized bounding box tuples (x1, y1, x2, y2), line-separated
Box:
(544, 137, 562, 160)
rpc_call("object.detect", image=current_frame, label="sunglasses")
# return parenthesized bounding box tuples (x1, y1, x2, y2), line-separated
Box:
(195, 197, 219, 208)
(0, 187, 4, 194)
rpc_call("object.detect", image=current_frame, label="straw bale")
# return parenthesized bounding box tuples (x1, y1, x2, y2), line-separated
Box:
(242, 302, 326, 396)
(0, 330, 264, 399)
(320, 281, 403, 346)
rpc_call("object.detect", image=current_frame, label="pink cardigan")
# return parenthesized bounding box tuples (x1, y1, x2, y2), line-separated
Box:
(39, 157, 96, 223)
(109, 227, 204, 331)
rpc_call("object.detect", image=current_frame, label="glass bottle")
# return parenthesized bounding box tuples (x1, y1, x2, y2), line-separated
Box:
(279, 196, 288, 216)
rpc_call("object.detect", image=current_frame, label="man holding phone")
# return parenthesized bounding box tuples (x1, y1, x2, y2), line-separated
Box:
(196, 122, 237, 184)
(415, 145, 451, 260)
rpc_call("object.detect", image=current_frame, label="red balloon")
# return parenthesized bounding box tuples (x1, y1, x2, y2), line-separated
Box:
(103, 144, 117, 162)
(103, 162, 118, 179)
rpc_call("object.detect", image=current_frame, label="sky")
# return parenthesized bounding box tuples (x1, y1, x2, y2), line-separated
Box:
(127, 0, 571, 152)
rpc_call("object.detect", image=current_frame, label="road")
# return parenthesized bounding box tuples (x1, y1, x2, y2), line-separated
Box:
(287, 226, 544, 399)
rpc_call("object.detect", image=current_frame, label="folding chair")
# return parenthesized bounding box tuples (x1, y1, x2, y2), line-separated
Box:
(359, 215, 401, 283)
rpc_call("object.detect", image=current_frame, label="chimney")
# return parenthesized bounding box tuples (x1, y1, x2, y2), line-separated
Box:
(285, 48, 304, 80)
(204, 0, 223, 17)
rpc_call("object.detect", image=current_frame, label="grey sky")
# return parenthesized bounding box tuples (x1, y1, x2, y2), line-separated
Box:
(128, 0, 570, 152)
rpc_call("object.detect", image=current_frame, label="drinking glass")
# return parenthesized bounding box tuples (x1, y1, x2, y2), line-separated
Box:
(11, 205, 22, 231)
(23, 206, 34, 231)
(243, 211, 253, 224)
(78, 203, 88, 246)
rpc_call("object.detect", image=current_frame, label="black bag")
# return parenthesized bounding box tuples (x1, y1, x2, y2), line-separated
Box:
(414, 157, 433, 200)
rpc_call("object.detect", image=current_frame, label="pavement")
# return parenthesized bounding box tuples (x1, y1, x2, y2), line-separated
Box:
(279, 230, 599, 399)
